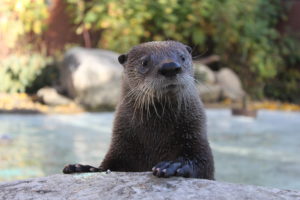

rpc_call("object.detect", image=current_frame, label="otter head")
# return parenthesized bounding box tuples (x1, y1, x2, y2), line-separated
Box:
(119, 41, 194, 93)
(118, 41, 197, 112)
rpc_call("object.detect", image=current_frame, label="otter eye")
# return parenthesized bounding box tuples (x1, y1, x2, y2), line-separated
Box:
(142, 60, 148, 67)
(180, 55, 185, 62)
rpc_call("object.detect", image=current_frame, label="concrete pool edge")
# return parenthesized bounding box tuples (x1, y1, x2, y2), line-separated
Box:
(0, 172, 299, 200)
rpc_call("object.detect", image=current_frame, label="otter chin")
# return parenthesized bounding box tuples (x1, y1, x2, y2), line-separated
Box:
(63, 41, 215, 179)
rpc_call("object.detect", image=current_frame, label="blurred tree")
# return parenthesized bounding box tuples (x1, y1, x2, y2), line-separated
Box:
(65, 0, 299, 100)
(0, 0, 52, 93)
(0, 0, 299, 101)
(0, 0, 49, 51)
(0, 54, 52, 93)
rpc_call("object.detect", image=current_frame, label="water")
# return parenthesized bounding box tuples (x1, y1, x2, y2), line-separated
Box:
(0, 109, 299, 190)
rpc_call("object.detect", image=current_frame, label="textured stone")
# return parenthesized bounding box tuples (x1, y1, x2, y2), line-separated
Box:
(60, 47, 122, 110)
(197, 84, 222, 102)
(0, 172, 299, 200)
(194, 63, 221, 102)
(194, 63, 216, 84)
(216, 68, 245, 101)
(37, 87, 72, 106)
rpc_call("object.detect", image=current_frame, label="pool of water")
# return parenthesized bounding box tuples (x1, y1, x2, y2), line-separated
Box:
(0, 109, 299, 190)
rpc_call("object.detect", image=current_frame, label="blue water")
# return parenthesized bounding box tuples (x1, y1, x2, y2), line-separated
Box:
(0, 109, 299, 190)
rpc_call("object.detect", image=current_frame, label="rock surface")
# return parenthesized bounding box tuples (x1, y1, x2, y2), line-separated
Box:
(37, 87, 72, 106)
(194, 63, 216, 84)
(60, 47, 122, 110)
(198, 84, 222, 102)
(59, 47, 246, 109)
(216, 68, 245, 101)
(194, 63, 220, 102)
(0, 172, 299, 200)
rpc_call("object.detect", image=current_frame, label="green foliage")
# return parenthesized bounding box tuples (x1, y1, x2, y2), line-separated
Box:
(207, 0, 282, 98)
(26, 62, 60, 94)
(264, 37, 300, 103)
(66, 0, 209, 52)
(0, 0, 51, 94)
(265, 69, 300, 103)
(0, 54, 52, 93)
(0, 0, 49, 48)
(0, 0, 298, 101)
(65, 0, 299, 100)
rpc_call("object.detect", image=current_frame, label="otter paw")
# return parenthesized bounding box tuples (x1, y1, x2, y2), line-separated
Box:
(152, 161, 193, 178)
(62, 164, 99, 174)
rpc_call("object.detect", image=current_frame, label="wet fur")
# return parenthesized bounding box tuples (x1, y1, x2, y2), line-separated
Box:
(63, 41, 214, 179)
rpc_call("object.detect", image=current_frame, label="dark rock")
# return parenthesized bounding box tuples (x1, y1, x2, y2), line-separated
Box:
(232, 108, 257, 118)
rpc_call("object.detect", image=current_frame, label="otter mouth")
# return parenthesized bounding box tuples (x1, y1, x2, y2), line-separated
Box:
(162, 83, 184, 93)
(165, 84, 178, 89)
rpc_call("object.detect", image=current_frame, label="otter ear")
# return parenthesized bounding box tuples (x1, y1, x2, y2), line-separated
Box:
(185, 46, 192, 54)
(118, 54, 127, 65)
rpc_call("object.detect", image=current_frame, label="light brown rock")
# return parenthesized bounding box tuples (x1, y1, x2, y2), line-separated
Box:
(37, 87, 72, 106)
(216, 68, 245, 101)
(60, 47, 122, 110)
(194, 63, 216, 84)
(198, 84, 222, 102)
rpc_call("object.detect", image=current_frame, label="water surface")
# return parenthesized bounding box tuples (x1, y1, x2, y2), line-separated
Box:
(0, 109, 299, 190)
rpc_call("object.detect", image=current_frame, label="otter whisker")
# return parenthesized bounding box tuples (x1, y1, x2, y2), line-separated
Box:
(193, 78, 212, 93)
(143, 82, 152, 120)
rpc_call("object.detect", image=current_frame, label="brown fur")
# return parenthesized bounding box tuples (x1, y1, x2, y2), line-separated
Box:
(63, 41, 214, 179)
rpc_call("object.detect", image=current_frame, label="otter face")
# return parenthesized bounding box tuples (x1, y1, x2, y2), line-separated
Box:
(118, 41, 195, 97)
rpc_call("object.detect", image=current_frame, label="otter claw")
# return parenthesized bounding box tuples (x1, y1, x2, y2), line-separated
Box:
(152, 161, 193, 178)
(63, 164, 99, 174)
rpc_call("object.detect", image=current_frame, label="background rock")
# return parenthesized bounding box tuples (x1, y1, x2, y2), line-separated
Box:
(0, 172, 299, 200)
(59, 49, 247, 109)
(198, 84, 222, 102)
(194, 63, 216, 84)
(60, 47, 122, 110)
(194, 63, 221, 102)
(37, 87, 72, 106)
(216, 68, 245, 101)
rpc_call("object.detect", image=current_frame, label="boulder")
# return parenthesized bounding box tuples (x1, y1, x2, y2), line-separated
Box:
(60, 47, 122, 110)
(194, 63, 216, 84)
(0, 172, 299, 200)
(198, 84, 222, 102)
(193, 63, 221, 102)
(216, 68, 245, 101)
(37, 87, 72, 106)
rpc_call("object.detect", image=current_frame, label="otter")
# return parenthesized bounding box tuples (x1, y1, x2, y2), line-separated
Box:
(63, 41, 214, 179)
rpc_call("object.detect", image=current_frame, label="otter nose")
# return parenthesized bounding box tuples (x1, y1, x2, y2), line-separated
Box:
(159, 62, 182, 77)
